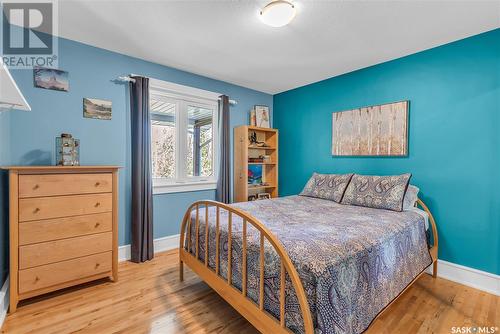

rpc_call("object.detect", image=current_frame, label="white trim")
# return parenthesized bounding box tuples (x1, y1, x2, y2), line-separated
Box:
(149, 77, 220, 102)
(118, 234, 180, 262)
(427, 260, 500, 296)
(153, 181, 217, 195)
(150, 84, 219, 192)
(0, 276, 9, 329)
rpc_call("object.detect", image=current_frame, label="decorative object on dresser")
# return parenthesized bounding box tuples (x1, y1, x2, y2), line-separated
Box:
(55, 133, 80, 166)
(2, 166, 120, 313)
(234, 125, 278, 202)
(332, 100, 408, 156)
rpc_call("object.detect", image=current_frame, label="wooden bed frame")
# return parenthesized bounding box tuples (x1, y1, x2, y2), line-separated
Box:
(179, 198, 438, 334)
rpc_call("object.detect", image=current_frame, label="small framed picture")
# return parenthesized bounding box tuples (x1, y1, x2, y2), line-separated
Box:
(248, 164, 263, 185)
(257, 193, 271, 200)
(83, 98, 112, 120)
(33, 67, 69, 92)
(255, 105, 270, 128)
(250, 109, 257, 126)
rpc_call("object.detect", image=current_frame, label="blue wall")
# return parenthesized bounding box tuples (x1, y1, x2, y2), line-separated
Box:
(4, 35, 272, 258)
(274, 29, 500, 275)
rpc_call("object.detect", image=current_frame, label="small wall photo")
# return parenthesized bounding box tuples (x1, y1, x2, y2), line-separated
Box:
(83, 98, 112, 120)
(33, 67, 69, 92)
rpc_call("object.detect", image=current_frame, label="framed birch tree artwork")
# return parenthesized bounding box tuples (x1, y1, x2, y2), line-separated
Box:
(332, 101, 408, 156)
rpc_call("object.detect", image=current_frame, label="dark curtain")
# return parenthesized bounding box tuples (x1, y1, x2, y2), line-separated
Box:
(216, 95, 231, 204)
(130, 76, 154, 262)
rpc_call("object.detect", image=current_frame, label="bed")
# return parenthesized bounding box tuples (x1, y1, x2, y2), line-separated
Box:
(178, 195, 438, 334)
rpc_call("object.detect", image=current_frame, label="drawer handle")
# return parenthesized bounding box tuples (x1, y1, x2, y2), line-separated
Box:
(33, 184, 39, 190)
(95, 182, 101, 187)
(95, 202, 101, 207)
(34, 276, 40, 283)
(33, 208, 40, 213)
(95, 263, 100, 269)
(95, 222, 101, 228)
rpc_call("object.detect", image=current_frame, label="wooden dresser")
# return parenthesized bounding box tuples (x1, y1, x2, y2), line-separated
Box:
(3, 166, 120, 312)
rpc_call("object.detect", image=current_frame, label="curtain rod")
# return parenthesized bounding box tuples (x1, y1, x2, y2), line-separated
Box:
(116, 75, 237, 105)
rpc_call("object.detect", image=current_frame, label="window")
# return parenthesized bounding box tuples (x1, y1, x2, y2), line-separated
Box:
(150, 80, 219, 194)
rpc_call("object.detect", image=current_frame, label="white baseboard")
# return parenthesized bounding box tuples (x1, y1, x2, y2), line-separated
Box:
(0, 276, 9, 330)
(427, 259, 500, 296)
(118, 234, 180, 262)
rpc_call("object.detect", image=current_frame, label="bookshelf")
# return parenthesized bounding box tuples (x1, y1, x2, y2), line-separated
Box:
(233, 126, 278, 203)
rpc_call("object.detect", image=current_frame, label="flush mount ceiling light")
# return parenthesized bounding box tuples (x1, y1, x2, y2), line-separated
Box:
(260, 0, 296, 27)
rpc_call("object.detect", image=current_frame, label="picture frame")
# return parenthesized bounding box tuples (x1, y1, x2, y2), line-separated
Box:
(83, 98, 112, 120)
(250, 109, 257, 126)
(33, 67, 69, 92)
(255, 105, 270, 128)
(257, 193, 271, 200)
(248, 164, 263, 185)
(332, 100, 408, 156)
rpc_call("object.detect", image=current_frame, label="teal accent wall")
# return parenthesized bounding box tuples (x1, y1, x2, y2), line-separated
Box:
(274, 29, 500, 275)
(0, 32, 272, 286)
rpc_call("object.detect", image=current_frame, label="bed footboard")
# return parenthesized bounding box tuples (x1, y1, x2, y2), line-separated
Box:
(179, 200, 314, 334)
(417, 198, 439, 277)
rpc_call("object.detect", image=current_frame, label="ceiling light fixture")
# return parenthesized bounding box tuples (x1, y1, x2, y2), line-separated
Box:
(260, 0, 296, 28)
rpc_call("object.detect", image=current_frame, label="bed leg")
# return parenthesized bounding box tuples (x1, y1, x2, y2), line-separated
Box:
(179, 260, 184, 282)
(432, 260, 438, 278)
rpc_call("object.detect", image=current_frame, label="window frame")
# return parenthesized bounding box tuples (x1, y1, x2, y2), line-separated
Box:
(149, 79, 219, 195)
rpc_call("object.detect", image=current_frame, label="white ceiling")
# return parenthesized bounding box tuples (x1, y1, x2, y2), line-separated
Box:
(58, 1, 500, 94)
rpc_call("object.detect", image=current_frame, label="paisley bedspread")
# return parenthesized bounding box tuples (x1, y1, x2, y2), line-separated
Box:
(185, 195, 432, 334)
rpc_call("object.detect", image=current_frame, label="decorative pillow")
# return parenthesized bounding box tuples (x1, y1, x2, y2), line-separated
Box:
(300, 173, 353, 203)
(341, 173, 411, 211)
(403, 184, 420, 210)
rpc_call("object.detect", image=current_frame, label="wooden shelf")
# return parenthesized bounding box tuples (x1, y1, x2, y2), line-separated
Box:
(247, 126, 277, 133)
(247, 185, 276, 190)
(234, 125, 278, 202)
(248, 162, 276, 165)
(248, 146, 276, 150)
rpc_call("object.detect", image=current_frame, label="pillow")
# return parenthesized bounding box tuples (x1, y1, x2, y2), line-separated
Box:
(300, 173, 354, 203)
(341, 173, 411, 211)
(403, 185, 420, 210)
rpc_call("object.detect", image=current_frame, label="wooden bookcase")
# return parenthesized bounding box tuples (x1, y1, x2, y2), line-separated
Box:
(233, 126, 278, 203)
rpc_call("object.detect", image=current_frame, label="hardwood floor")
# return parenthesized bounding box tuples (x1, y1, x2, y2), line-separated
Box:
(2, 249, 498, 334)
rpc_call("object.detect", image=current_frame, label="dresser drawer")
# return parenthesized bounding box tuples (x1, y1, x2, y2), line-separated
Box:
(19, 193, 112, 222)
(20, 232, 112, 269)
(19, 252, 112, 294)
(19, 173, 112, 198)
(19, 213, 112, 245)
